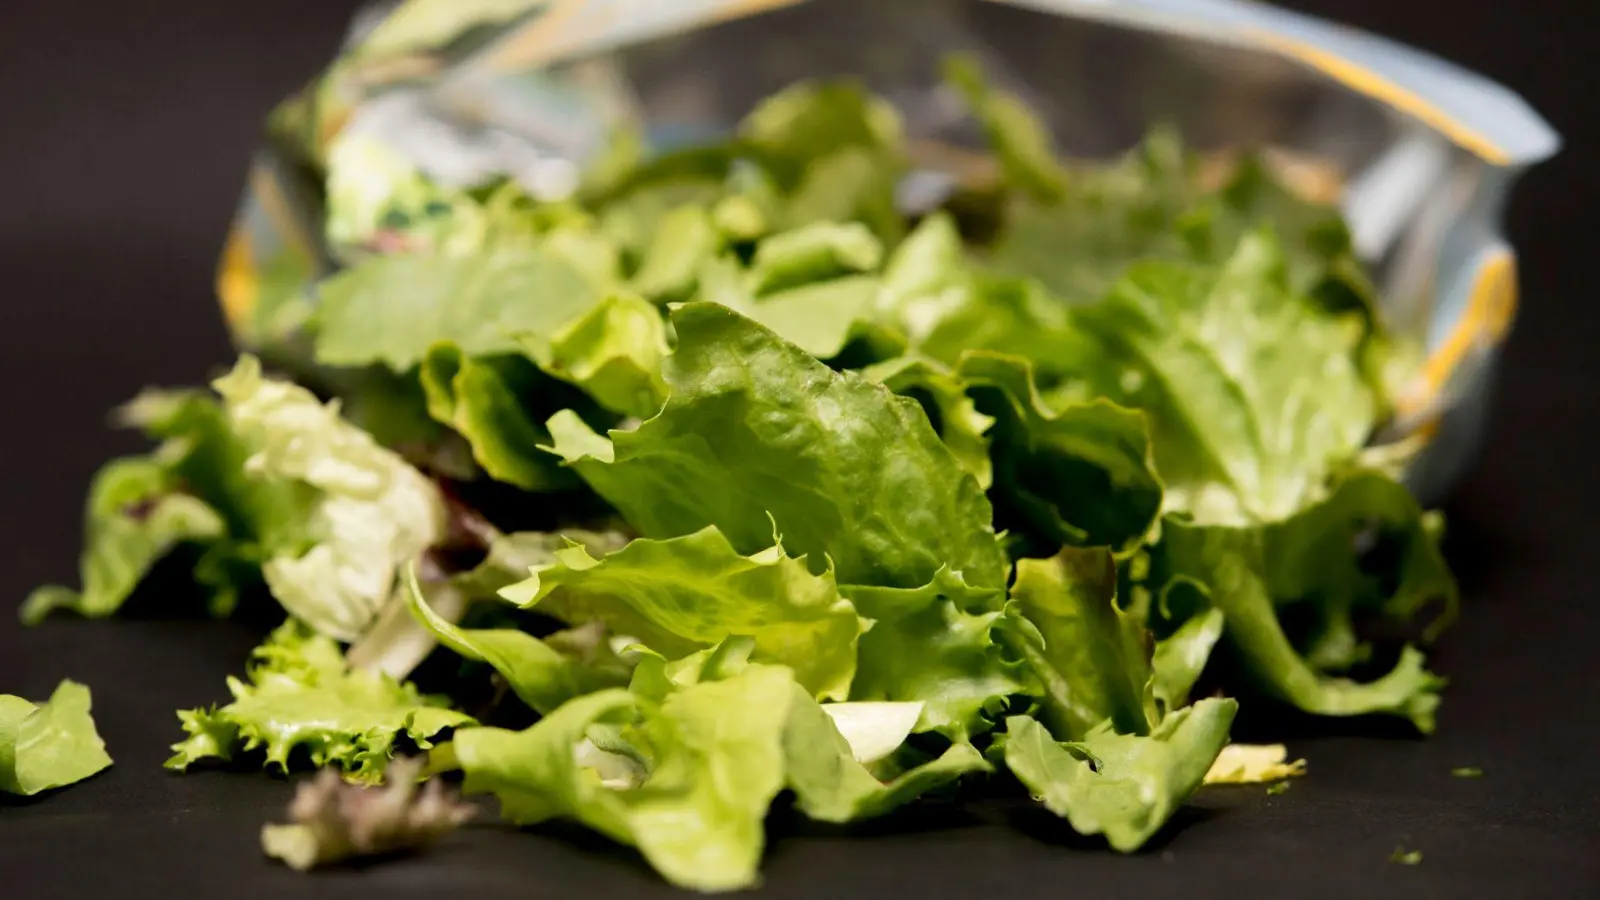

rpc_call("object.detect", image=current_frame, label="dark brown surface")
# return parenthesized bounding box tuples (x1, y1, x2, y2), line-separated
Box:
(1, 1, 1598, 897)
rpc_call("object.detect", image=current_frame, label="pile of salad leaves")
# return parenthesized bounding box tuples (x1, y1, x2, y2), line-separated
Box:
(20, 59, 1456, 890)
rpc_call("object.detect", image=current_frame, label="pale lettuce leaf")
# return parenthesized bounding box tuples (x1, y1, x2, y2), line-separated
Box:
(0, 680, 113, 795)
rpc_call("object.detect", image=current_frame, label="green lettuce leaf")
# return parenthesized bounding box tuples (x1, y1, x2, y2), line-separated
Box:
(959, 353, 1162, 552)
(543, 302, 1008, 594)
(943, 55, 1067, 202)
(514, 293, 669, 419)
(168, 620, 473, 782)
(456, 651, 986, 891)
(630, 204, 720, 302)
(1070, 232, 1376, 525)
(698, 256, 888, 361)
(0, 680, 113, 795)
(784, 684, 990, 823)
(1153, 470, 1453, 732)
(313, 248, 602, 370)
(1002, 548, 1153, 741)
(22, 459, 225, 623)
(864, 355, 994, 489)
(1149, 607, 1226, 718)
(986, 129, 1196, 302)
(844, 568, 1024, 739)
(740, 80, 902, 192)
(500, 526, 864, 701)
(457, 666, 793, 893)
(418, 346, 576, 491)
(1002, 699, 1236, 852)
(405, 565, 631, 715)
(747, 222, 883, 296)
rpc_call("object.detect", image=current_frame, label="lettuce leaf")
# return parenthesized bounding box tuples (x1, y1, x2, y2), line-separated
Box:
(943, 55, 1067, 202)
(1002, 698, 1235, 852)
(1002, 548, 1153, 741)
(456, 669, 790, 893)
(864, 355, 994, 489)
(543, 302, 1008, 594)
(404, 566, 630, 716)
(168, 620, 472, 782)
(313, 248, 603, 371)
(843, 568, 1023, 738)
(1153, 470, 1453, 732)
(418, 346, 577, 491)
(1069, 232, 1376, 525)
(0, 680, 113, 795)
(455, 651, 985, 892)
(959, 353, 1162, 553)
(500, 526, 864, 702)
(215, 357, 447, 641)
(22, 459, 226, 623)
(513, 293, 669, 419)
(784, 684, 990, 823)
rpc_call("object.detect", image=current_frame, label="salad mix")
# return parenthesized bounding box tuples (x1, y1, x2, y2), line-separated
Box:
(15, 59, 1455, 891)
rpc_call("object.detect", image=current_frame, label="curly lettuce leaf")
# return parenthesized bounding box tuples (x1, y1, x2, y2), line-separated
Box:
(0, 680, 113, 795)
(1153, 471, 1454, 732)
(261, 757, 476, 871)
(543, 302, 1008, 594)
(215, 357, 447, 641)
(168, 621, 472, 782)
(1002, 698, 1236, 852)
(500, 526, 863, 701)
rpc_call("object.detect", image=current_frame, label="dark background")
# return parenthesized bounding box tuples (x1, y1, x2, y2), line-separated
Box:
(0, 1, 1595, 897)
